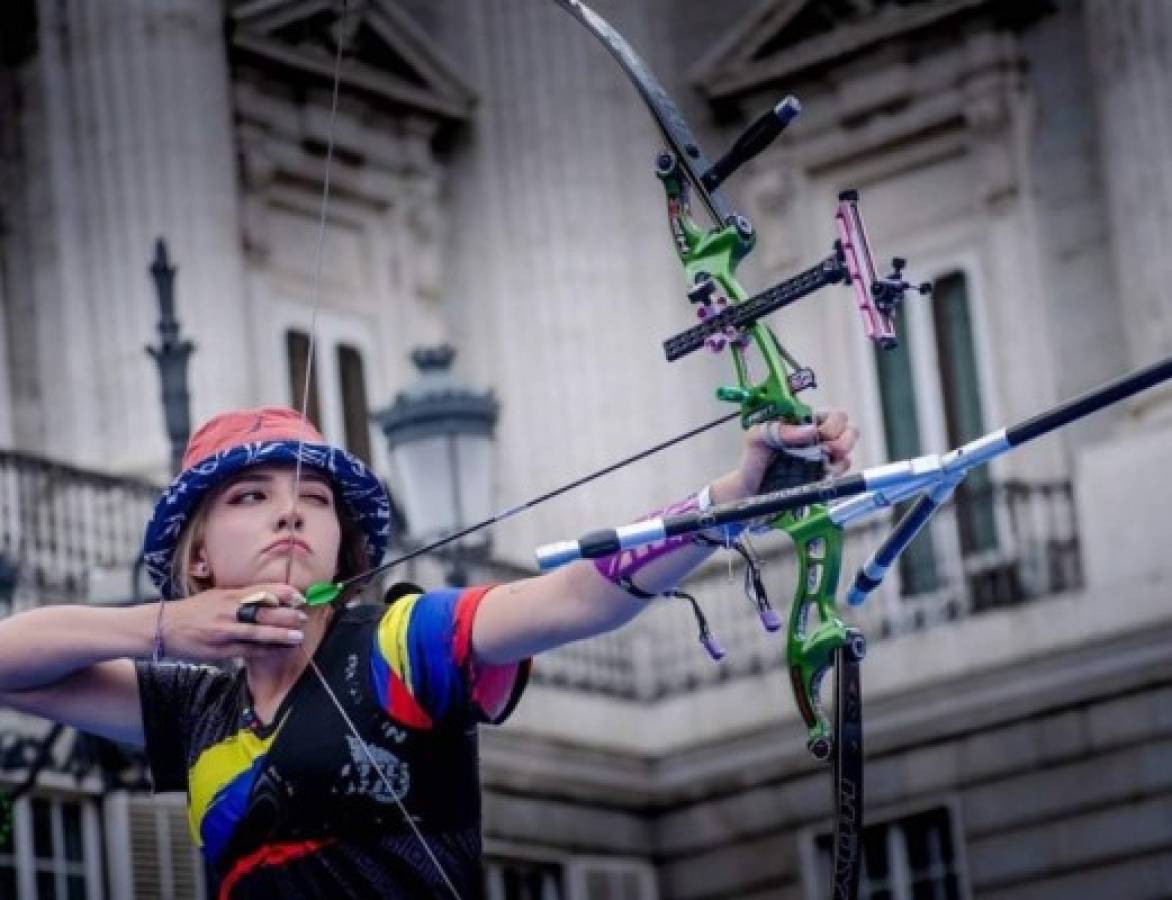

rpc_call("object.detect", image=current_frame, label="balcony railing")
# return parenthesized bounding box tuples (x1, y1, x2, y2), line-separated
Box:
(0, 450, 160, 607)
(529, 480, 1082, 699)
(0, 451, 1082, 702)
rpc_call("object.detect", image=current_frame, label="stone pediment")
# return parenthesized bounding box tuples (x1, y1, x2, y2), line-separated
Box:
(692, 0, 1050, 102)
(230, 0, 475, 121)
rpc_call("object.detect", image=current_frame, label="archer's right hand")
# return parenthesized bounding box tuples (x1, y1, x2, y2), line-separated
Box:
(160, 584, 307, 663)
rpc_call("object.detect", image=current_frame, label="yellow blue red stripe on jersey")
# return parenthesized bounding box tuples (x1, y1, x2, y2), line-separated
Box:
(371, 585, 519, 727)
(188, 722, 281, 863)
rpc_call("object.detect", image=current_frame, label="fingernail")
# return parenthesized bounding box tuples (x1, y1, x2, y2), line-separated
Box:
(287, 630, 304, 643)
(296, 611, 309, 623)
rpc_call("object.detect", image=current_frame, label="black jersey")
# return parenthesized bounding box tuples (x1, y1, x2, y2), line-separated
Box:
(136, 586, 529, 899)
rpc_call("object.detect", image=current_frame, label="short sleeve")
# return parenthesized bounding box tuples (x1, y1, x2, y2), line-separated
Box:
(370, 585, 530, 729)
(135, 660, 232, 792)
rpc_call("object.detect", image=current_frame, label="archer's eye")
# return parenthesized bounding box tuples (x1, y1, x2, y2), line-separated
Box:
(227, 488, 267, 505)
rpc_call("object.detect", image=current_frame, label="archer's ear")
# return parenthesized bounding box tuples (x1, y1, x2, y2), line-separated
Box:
(190, 549, 211, 579)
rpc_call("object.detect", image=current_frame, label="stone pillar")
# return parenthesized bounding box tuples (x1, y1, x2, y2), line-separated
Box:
(0, 266, 12, 446)
(1085, 0, 1172, 386)
(24, 0, 249, 473)
(1077, 0, 1172, 588)
(440, 0, 715, 567)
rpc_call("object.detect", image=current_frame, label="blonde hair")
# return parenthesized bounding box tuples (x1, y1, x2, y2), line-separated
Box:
(169, 475, 372, 599)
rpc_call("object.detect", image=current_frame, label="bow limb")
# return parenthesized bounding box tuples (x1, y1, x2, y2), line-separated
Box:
(549, 0, 735, 227)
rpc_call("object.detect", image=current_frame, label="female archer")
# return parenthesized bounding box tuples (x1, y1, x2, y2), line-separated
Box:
(0, 404, 856, 898)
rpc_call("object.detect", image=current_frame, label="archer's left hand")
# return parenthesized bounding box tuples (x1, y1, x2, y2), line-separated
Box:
(728, 410, 859, 500)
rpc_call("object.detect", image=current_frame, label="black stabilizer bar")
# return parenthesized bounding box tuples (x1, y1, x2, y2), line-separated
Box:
(702, 96, 802, 193)
(663, 254, 846, 361)
(1007, 355, 1172, 448)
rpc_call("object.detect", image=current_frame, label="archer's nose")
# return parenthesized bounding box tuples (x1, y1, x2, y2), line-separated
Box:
(276, 508, 304, 532)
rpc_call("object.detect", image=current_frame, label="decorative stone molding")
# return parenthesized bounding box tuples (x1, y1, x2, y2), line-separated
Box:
(229, 0, 476, 123)
(745, 164, 806, 273)
(691, 0, 1051, 105)
(959, 32, 1031, 212)
(229, 1, 461, 332)
(401, 171, 445, 304)
(1084, 0, 1172, 372)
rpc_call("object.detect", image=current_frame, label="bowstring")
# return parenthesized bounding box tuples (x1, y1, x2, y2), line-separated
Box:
(284, 4, 463, 897)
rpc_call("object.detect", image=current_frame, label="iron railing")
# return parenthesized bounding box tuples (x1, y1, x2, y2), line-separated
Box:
(0, 451, 1082, 700)
(528, 479, 1082, 699)
(0, 450, 160, 607)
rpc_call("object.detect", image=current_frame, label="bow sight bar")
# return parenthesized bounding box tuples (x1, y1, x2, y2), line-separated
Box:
(651, 110, 931, 416)
(663, 191, 933, 366)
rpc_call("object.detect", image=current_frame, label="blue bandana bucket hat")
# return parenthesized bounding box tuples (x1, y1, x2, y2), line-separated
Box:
(142, 407, 390, 599)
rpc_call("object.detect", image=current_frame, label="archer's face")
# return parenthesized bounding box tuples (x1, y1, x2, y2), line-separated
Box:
(194, 464, 342, 592)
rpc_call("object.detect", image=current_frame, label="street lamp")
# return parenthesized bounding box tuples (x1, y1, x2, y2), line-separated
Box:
(145, 238, 195, 477)
(0, 554, 17, 615)
(375, 346, 499, 586)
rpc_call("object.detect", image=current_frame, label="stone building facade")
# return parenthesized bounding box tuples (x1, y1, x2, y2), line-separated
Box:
(1, 0, 1171, 898)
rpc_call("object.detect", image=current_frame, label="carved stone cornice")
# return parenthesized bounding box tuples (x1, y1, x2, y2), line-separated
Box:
(692, 0, 1051, 104)
(229, 0, 476, 123)
(692, 0, 1042, 192)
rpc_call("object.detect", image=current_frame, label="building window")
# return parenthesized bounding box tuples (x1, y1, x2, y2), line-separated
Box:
(809, 805, 968, 900)
(337, 344, 372, 465)
(285, 329, 323, 431)
(873, 270, 997, 597)
(285, 330, 374, 465)
(874, 323, 939, 596)
(126, 795, 205, 900)
(31, 797, 88, 900)
(931, 274, 996, 558)
(565, 856, 657, 900)
(485, 854, 656, 900)
(0, 802, 17, 898)
(485, 857, 563, 900)
(0, 794, 99, 900)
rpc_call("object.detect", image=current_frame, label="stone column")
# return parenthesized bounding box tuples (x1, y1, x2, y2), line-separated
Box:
(1077, 0, 1172, 587)
(0, 266, 12, 446)
(438, 0, 706, 567)
(1085, 0, 1172, 386)
(25, 0, 250, 473)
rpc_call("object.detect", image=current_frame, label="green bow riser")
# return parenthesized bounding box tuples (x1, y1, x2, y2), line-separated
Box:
(656, 163, 850, 757)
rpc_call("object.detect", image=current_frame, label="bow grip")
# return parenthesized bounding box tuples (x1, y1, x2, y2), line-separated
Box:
(760, 445, 827, 493)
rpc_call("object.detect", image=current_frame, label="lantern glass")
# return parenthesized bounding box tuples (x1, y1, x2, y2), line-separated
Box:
(388, 431, 495, 549)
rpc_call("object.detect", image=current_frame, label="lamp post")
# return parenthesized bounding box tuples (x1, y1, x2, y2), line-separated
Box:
(375, 346, 499, 587)
(145, 238, 195, 476)
(0, 554, 17, 615)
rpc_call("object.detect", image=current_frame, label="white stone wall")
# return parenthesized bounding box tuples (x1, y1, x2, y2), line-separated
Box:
(0, 252, 12, 446)
(1023, 0, 1128, 413)
(1084, 0, 1172, 378)
(1076, 0, 1172, 590)
(0, 0, 1169, 745)
(3, 0, 251, 476)
(439, 0, 747, 569)
(232, 72, 448, 462)
(1, 1, 1171, 895)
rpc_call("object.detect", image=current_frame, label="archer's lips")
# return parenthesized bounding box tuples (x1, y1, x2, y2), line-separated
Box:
(262, 538, 312, 556)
